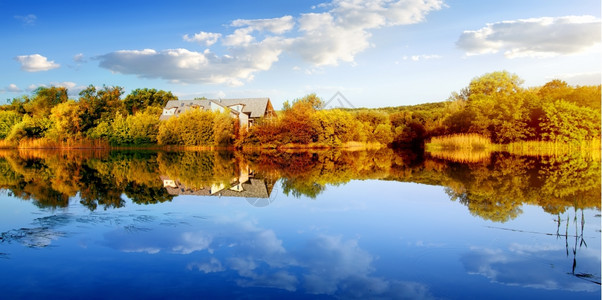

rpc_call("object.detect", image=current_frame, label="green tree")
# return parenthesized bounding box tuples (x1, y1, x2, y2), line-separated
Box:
(465, 71, 531, 143)
(540, 100, 600, 143)
(124, 88, 177, 115)
(126, 109, 161, 144)
(538, 79, 573, 102)
(0, 111, 23, 139)
(46, 100, 84, 140)
(79, 85, 125, 134)
(23, 86, 69, 118)
(6, 115, 52, 141)
(157, 109, 215, 146)
(566, 85, 601, 112)
(213, 111, 236, 146)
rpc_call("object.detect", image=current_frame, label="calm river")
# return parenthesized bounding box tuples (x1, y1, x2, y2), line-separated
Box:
(0, 149, 600, 299)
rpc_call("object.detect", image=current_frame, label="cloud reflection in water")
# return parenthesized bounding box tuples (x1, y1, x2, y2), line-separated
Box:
(101, 213, 435, 299)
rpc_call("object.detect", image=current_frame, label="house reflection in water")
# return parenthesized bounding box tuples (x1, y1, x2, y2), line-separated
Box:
(160, 164, 277, 207)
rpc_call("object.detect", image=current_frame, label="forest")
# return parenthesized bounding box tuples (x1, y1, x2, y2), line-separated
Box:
(0, 71, 600, 149)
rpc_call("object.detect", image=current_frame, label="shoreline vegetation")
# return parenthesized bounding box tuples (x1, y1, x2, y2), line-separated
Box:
(426, 133, 601, 163)
(1, 71, 600, 155)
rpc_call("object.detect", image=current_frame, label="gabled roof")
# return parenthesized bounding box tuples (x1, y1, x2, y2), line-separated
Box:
(160, 98, 272, 120)
(218, 98, 271, 118)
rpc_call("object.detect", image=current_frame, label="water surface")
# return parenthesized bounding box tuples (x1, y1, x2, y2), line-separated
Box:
(0, 149, 599, 299)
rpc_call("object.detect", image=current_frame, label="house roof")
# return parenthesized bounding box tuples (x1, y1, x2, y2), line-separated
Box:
(218, 98, 271, 118)
(161, 98, 271, 120)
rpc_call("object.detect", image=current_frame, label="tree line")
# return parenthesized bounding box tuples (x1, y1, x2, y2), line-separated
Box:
(1, 71, 600, 148)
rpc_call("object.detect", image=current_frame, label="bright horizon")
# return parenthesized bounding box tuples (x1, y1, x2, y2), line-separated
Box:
(0, 0, 600, 109)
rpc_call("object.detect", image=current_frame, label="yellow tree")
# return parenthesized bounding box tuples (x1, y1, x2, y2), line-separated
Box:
(47, 100, 84, 140)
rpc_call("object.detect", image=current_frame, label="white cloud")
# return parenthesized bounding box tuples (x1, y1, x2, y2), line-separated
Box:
(403, 54, 442, 61)
(329, 0, 445, 28)
(1, 83, 23, 93)
(98, 40, 286, 86)
(549, 72, 601, 86)
(457, 15, 601, 58)
(15, 14, 36, 25)
(291, 12, 371, 66)
(183, 31, 222, 46)
(223, 27, 256, 47)
(97, 0, 443, 85)
(291, 0, 443, 66)
(73, 53, 86, 63)
(15, 54, 60, 72)
(230, 15, 294, 34)
(222, 16, 294, 47)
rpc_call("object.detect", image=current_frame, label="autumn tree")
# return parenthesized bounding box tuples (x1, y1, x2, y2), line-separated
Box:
(46, 100, 84, 140)
(280, 94, 321, 144)
(78, 85, 125, 134)
(464, 71, 531, 143)
(24, 86, 69, 118)
(157, 109, 215, 146)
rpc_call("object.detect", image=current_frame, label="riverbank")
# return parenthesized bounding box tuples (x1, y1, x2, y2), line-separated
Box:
(0, 137, 385, 151)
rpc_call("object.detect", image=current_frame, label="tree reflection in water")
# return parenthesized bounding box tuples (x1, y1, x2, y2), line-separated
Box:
(0, 148, 599, 221)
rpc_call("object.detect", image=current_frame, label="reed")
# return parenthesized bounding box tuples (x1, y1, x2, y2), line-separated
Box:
(0, 139, 16, 149)
(426, 134, 601, 161)
(427, 148, 492, 164)
(427, 134, 494, 151)
(16, 138, 110, 149)
(501, 138, 601, 160)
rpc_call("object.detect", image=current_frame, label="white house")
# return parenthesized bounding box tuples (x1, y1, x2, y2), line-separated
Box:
(160, 98, 276, 128)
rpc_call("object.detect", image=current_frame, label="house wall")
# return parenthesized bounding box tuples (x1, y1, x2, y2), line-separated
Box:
(238, 113, 249, 129)
(210, 102, 225, 112)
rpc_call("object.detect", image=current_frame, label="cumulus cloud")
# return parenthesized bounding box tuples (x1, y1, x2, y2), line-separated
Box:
(183, 31, 222, 46)
(457, 15, 601, 58)
(15, 54, 60, 72)
(98, 43, 285, 86)
(15, 14, 36, 25)
(97, 0, 443, 85)
(291, 12, 371, 66)
(291, 0, 443, 66)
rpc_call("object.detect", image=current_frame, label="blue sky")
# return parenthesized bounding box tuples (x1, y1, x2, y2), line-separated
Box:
(0, 0, 600, 109)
